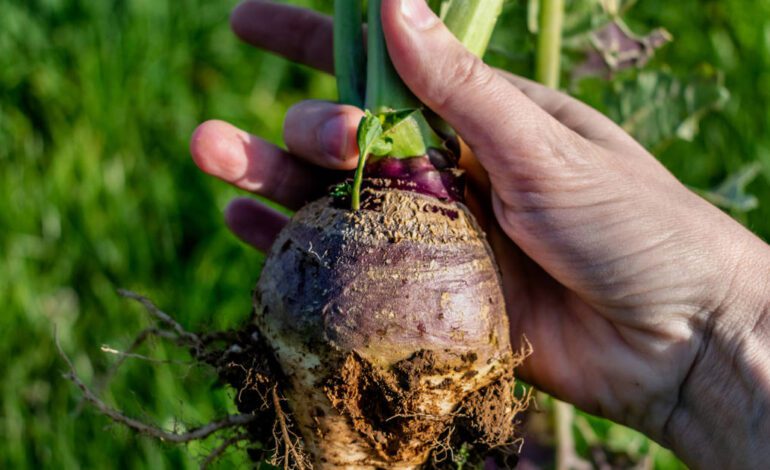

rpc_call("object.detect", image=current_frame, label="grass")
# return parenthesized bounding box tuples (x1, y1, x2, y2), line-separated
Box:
(0, 0, 767, 468)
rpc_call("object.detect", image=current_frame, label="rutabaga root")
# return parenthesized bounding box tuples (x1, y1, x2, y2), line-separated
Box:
(254, 188, 530, 468)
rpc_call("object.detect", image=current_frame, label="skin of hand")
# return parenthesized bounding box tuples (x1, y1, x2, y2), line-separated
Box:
(190, 0, 770, 466)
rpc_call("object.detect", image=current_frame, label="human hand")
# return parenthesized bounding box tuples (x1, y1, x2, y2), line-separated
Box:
(190, 1, 770, 467)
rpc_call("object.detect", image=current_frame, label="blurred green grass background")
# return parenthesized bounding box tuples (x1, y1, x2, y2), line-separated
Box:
(1, 0, 768, 468)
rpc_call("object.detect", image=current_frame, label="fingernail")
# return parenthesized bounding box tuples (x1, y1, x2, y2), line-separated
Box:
(319, 114, 348, 159)
(400, 0, 438, 30)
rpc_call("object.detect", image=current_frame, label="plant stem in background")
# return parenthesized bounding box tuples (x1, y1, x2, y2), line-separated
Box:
(442, 0, 505, 57)
(333, 0, 366, 107)
(554, 399, 590, 470)
(535, 0, 564, 88)
(535, 1, 578, 468)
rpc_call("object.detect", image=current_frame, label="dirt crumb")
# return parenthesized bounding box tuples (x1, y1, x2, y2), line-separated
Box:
(323, 350, 528, 467)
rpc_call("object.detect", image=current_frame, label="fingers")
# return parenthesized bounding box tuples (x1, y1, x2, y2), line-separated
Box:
(230, 0, 334, 74)
(228, 0, 639, 153)
(225, 197, 288, 251)
(380, 0, 586, 188)
(284, 100, 364, 170)
(190, 120, 334, 209)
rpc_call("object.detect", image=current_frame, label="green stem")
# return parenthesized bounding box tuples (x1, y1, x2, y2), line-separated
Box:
(365, 0, 419, 113)
(334, 0, 366, 107)
(534, 3, 572, 468)
(351, 156, 366, 211)
(535, 0, 564, 88)
(442, 0, 505, 57)
(428, 0, 443, 14)
(345, 0, 507, 209)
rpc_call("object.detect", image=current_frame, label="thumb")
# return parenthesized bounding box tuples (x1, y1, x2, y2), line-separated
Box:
(380, 0, 584, 189)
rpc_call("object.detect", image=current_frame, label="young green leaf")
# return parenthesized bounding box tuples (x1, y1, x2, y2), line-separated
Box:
(349, 109, 447, 210)
(377, 109, 444, 157)
(351, 111, 385, 210)
(330, 181, 352, 199)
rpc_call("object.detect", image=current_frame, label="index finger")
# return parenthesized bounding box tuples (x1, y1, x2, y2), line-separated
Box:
(230, 0, 335, 74)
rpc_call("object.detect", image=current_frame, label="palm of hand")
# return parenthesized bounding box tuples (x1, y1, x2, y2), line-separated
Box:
(463, 122, 716, 439)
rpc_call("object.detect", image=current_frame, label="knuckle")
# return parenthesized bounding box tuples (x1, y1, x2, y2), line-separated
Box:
(433, 55, 495, 109)
(298, 15, 332, 70)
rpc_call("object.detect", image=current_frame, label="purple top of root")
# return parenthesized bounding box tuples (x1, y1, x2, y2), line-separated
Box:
(362, 152, 466, 202)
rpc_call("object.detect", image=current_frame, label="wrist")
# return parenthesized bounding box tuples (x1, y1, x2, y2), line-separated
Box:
(663, 231, 770, 468)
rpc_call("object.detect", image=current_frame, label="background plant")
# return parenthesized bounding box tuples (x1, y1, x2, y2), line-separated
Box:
(1, 0, 768, 468)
